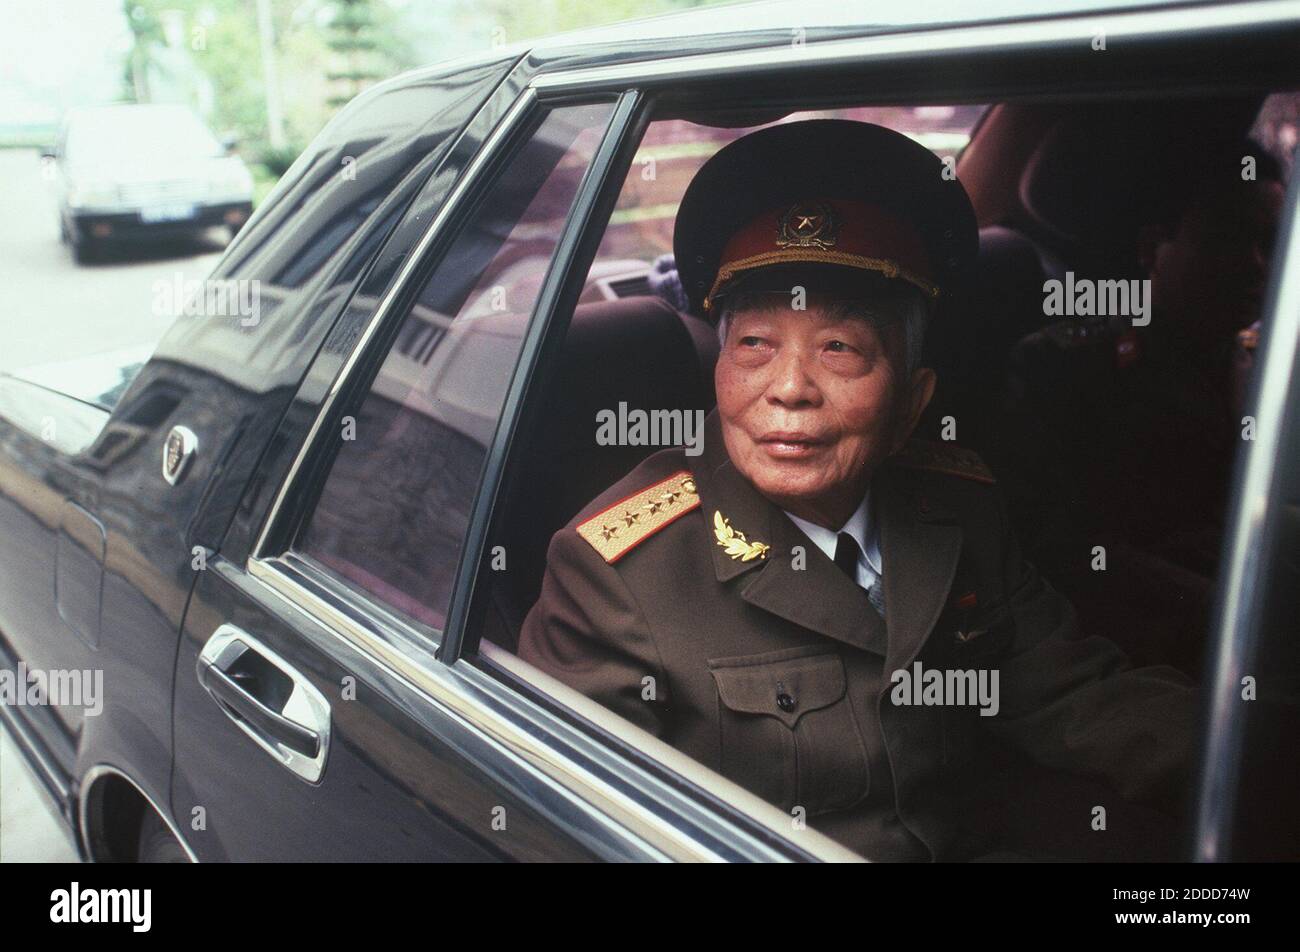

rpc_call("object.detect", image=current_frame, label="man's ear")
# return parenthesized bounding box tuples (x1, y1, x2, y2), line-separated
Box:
(892, 367, 936, 453)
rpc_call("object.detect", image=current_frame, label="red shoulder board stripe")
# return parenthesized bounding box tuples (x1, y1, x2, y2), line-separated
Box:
(575, 471, 700, 563)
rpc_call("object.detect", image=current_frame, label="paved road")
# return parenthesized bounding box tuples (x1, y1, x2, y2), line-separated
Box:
(0, 148, 224, 374)
(0, 147, 223, 862)
(0, 726, 79, 862)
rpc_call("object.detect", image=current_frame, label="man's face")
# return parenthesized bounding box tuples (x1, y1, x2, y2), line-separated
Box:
(714, 291, 932, 527)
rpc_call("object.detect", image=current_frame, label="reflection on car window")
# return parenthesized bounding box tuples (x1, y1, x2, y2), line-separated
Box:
(298, 102, 615, 631)
(594, 105, 986, 267)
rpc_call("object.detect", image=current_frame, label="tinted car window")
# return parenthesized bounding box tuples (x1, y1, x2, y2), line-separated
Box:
(298, 102, 615, 631)
(590, 105, 985, 273)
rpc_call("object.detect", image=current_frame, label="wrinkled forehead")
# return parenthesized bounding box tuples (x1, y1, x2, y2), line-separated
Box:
(723, 293, 895, 326)
(717, 271, 920, 329)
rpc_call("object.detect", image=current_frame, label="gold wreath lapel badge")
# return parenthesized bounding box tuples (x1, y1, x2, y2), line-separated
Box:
(713, 510, 770, 562)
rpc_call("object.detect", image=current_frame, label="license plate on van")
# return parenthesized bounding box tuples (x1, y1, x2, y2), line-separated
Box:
(140, 204, 196, 223)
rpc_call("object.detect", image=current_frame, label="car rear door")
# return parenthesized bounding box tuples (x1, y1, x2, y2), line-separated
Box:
(168, 84, 650, 860)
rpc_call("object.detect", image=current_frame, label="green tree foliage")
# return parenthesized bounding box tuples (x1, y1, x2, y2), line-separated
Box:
(114, 0, 726, 190)
(325, 0, 390, 108)
(478, 0, 714, 48)
(121, 2, 164, 102)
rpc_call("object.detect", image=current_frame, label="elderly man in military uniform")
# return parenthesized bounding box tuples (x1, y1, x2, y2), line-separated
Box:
(519, 120, 1195, 861)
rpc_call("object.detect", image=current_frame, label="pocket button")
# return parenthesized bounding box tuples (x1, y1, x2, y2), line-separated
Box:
(776, 691, 797, 713)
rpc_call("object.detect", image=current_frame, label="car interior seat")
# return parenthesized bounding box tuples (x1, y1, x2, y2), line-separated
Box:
(487, 295, 719, 649)
(919, 224, 1052, 456)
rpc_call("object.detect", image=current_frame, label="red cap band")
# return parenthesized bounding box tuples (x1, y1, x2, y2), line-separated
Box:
(706, 198, 939, 311)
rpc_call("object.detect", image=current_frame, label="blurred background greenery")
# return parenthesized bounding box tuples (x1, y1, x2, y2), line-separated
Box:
(1, 0, 730, 203)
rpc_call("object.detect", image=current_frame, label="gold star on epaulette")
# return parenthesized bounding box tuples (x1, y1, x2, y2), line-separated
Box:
(576, 471, 700, 563)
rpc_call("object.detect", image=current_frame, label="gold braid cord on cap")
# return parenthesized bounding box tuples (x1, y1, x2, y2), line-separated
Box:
(705, 249, 942, 312)
(576, 471, 700, 563)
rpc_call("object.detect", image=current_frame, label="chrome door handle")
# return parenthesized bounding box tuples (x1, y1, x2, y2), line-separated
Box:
(197, 625, 331, 783)
(201, 664, 320, 757)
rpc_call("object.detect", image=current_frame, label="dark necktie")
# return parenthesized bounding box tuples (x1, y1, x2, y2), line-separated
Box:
(834, 532, 885, 615)
(834, 532, 861, 580)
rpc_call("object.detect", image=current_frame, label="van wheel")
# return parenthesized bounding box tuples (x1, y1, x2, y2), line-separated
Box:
(136, 810, 189, 863)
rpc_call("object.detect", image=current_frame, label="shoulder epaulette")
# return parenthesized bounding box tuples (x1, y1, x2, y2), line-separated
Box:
(576, 470, 700, 563)
(887, 440, 995, 485)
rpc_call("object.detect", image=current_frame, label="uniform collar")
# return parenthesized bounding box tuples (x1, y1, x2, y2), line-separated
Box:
(782, 490, 883, 584)
(689, 410, 889, 655)
(689, 410, 778, 586)
(689, 410, 965, 661)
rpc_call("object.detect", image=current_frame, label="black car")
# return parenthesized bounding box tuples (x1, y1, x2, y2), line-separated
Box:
(1, 0, 1298, 862)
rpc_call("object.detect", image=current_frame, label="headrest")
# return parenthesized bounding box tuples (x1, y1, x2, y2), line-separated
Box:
(1017, 99, 1263, 267)
(544, 296, 717, 442)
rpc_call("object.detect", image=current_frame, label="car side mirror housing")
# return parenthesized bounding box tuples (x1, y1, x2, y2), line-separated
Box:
(220, 133, 239, 154)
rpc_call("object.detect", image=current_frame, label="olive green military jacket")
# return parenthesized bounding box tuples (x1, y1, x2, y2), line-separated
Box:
(519, 411, 1195, 860)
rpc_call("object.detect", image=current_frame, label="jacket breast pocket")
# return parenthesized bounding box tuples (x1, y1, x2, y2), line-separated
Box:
(708, 645, 871, 817)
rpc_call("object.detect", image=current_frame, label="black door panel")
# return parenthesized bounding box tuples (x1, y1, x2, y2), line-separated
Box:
(172, 558, 597, 860)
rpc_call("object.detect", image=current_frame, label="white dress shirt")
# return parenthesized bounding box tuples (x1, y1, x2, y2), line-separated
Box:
(783, 489, 883, 592)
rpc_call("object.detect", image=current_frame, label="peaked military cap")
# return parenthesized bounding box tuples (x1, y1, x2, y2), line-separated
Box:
(673, 119, 978, 318)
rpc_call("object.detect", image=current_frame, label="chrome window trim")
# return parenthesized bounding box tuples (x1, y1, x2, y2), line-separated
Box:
(251, 87, 539, 561)
(476, 640, 865, 861)
(528, 0, 1299, 93)
(1194, 154, 1300, 862)
(78, 764, 199, 863)
(246, 554, 860, 862)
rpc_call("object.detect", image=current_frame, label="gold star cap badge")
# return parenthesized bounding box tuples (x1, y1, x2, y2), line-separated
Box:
(776, 201, 839, 249)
